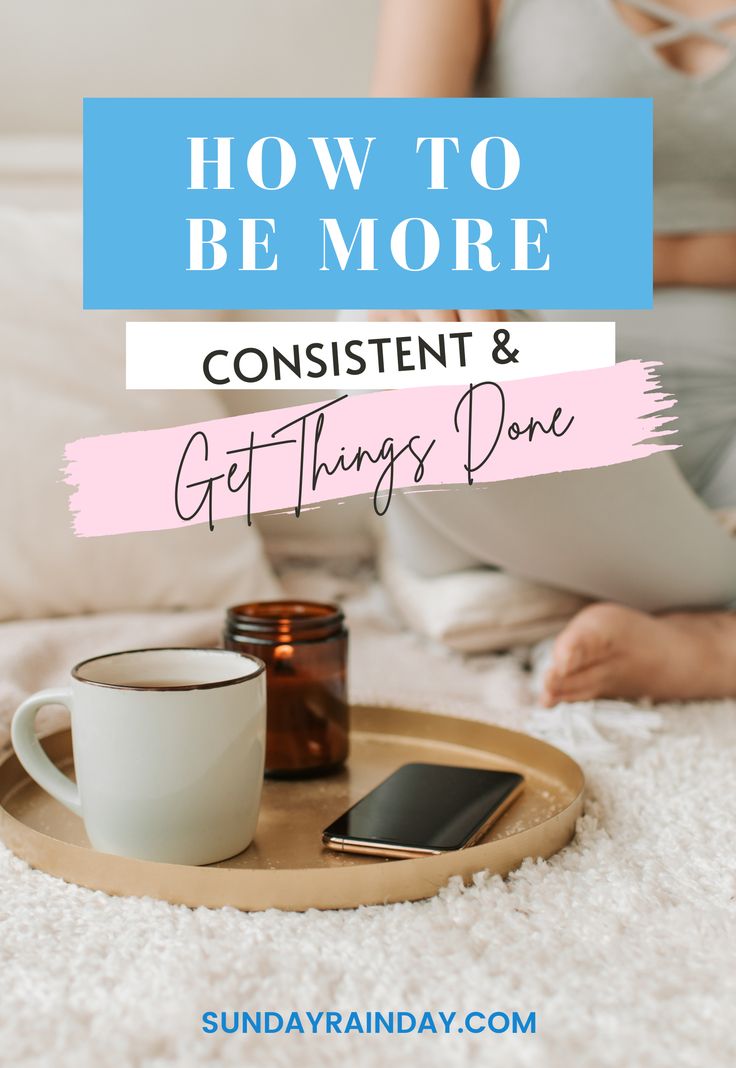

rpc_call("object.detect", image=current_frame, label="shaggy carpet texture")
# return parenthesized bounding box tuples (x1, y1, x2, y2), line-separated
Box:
(0, 567, 734, 1068)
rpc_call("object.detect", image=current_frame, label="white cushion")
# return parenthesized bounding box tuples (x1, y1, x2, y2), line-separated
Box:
(0, 204, 280, 620)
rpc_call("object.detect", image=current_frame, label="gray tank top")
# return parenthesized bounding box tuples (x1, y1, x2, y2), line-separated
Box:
(481, 0, 736, 232)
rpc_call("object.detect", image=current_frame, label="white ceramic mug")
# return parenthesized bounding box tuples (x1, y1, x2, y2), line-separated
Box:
(11, 647, 266, 866)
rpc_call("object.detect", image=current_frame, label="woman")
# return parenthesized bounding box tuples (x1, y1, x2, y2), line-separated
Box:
(370, 0, 736, 705)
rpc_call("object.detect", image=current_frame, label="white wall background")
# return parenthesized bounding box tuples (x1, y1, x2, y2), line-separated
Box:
(0, 1, 378, 133)
(0, 0, 381, 554)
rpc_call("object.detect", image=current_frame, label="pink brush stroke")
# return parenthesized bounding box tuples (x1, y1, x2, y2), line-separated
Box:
(64, 361, 677, 538)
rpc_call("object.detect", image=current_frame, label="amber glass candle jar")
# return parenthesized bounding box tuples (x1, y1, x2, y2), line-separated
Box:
(224, 601, 349, 778)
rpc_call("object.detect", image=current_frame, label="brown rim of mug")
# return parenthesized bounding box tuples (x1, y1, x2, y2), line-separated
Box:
(71, 647, 266, 692)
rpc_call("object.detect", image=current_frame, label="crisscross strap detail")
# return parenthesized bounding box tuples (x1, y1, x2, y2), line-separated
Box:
(617, 0, 736, 50)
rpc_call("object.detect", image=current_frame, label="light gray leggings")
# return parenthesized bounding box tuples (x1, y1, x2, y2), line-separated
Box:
(386, 289, 736, 612)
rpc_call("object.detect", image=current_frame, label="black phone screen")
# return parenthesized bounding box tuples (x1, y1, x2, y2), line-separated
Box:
(323, 763, 524, 852)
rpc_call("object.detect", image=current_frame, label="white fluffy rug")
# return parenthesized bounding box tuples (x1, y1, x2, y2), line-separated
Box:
(1, 567, 734, 1068)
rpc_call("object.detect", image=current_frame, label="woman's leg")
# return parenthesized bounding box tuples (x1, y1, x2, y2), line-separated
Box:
(543, 414, 736, 705)
(385, 492, 483, 577)
(544, 289, 736, 703)
(390, 453, 736, 611)
(386, 289, 736, 701)
(390, 452, 736, 703)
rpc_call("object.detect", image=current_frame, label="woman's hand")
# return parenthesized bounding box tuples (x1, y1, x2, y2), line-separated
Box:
(367, 310, 507, 322)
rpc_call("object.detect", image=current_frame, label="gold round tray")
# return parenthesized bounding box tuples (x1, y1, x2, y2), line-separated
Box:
(0, 704, 583, 912)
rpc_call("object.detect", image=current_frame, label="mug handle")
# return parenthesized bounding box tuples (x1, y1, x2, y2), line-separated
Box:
(11, 689, 82, 816)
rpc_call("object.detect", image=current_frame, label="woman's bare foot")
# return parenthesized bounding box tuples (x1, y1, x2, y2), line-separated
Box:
(542, 602, 736, 706)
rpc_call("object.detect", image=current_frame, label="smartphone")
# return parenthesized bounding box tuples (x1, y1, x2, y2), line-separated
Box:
(322, 762, 525, 859)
